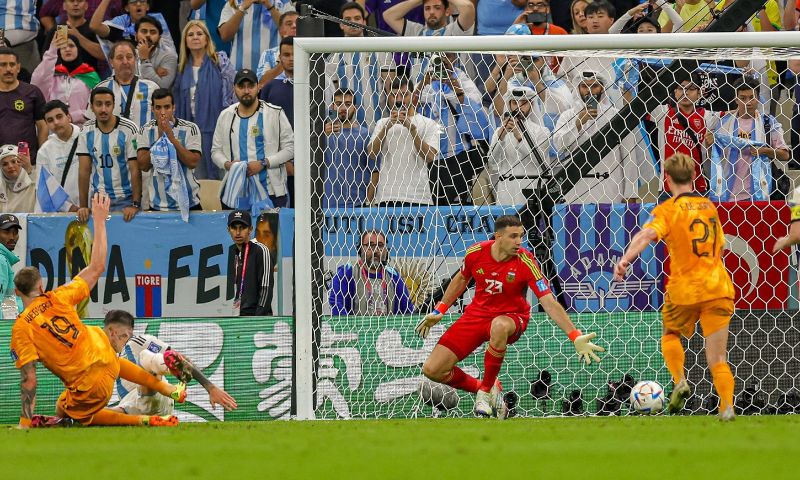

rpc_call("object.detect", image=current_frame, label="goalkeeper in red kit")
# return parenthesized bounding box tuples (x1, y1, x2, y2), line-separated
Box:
(415, 215, 605, 417)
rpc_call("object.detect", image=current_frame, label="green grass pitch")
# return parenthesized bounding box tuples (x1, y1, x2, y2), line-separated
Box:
(2, 416, 799, 479)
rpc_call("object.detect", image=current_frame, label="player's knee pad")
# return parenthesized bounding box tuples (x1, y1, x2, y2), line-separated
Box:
(139, 350, 169, 376)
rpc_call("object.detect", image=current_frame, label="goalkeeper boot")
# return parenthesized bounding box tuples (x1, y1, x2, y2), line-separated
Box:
(145, 415, 179, 427)
(491, 380, 508, 420)
(170, 382, 188, 404)
(719, 406, 736, 422)
(474, 389, 494, 417)
(163, 349, 193, 383)
(667, 380, 691, 415)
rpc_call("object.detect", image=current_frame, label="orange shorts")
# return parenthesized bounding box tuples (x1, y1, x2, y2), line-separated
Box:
(57, 363, 118, 424)
(662, 297, 734, 337)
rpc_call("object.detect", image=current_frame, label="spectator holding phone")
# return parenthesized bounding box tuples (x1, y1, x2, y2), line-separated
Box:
(552, 70, 640, 204)
(31, 34, 100, 127)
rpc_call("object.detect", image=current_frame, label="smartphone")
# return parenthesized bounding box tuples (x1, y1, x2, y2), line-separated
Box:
(0, 29, 5, 47)
(17, 142, 29, 158)
(585, 96, 599, 110)
(644, 0, 656, 16)
(56, 25, 68, 44)
(526, 12, 548, 25)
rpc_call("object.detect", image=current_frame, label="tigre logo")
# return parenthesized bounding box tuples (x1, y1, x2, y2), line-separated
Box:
(13, 100, 24, 111)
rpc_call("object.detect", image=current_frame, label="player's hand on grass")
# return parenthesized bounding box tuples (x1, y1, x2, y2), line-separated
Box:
(573, 332, 605, 365)
(208, 386, 238, 412)
(415, 312, 443, 339)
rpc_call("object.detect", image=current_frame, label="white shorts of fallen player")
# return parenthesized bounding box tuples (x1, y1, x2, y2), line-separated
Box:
(118, 388, 175, 416)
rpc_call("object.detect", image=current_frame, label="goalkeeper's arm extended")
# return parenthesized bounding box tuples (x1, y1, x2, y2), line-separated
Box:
(539, 294, 605, 365)
(414, 271, 470, 339)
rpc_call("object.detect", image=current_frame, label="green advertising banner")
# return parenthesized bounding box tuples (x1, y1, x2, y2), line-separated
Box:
(0, 313, 669, 423)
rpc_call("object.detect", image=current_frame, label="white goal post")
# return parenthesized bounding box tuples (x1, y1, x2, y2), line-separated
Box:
(293, 32, 800, 420)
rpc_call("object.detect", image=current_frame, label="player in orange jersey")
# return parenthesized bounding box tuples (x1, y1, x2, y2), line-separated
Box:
(415, 215, 604, 418)
(11, 193, 186, 429)
(772, 186, 800, 253)
(614, 153, 736, 421)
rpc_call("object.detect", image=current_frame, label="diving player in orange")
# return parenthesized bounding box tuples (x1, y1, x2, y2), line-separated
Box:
(11, 193, 186, 428)
(614, 153, 736, 421)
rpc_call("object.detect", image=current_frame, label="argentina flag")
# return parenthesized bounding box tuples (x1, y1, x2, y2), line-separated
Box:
(35, 166, 70, 213)
(552, 203, 665, 313)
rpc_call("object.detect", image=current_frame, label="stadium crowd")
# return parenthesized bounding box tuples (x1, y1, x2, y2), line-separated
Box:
(0, 0, 799, 217)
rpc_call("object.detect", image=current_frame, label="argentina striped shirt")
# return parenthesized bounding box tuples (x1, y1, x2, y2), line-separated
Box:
(77, 116, 139, 201)
(85, 76, 158, 128)
(138, 118, 203, 210)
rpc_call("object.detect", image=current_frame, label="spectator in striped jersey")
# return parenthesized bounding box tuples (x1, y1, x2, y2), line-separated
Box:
(211, 69, 294, 208)
(86, 41, 158, 128)
(77, 86, 142, 222)
(325, 2, 394, 128)
(136, 88, 202, 216)
(255, 10, 297, 89)
(218, 0, 295, 71)
(0, 0, 40, 72)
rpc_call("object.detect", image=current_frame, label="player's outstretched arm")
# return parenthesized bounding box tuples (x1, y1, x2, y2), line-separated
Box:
(539, 294, 605, 365)
(77, 193, 111, 289)
(415, 271, 469, 339)
(773, 222, 800, 253)
(613, 227, 658, 281)
(190, 363, 238, 412)
(18, 362, 37, 429)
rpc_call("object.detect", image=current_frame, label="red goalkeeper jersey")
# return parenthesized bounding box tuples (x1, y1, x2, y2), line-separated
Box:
(459, 240, 552, 318)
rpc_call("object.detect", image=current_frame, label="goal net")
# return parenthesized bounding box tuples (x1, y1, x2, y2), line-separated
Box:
(294, 31, 800, 419)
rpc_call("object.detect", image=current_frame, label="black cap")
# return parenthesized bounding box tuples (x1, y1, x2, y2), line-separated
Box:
(228, 210, 252, 227)
(0, 214, 21, 230)
(234, 69, 258, 86)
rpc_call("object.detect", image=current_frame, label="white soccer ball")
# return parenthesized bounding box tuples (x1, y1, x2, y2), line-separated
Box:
(629, 381, 665, 414)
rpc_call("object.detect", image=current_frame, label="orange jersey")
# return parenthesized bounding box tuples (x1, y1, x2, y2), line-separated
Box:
(644, 193, 735, 305)
(10, 276, 119, 389)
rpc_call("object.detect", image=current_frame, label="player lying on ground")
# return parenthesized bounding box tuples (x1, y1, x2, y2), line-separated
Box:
(106, 310, 237, 416)
(614, 153, 736, 421)
(11, 193, 186, 428)
(415, 215, 604, 418)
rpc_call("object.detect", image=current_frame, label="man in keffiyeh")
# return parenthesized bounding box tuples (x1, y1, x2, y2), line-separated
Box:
(705, 79, 790, 202)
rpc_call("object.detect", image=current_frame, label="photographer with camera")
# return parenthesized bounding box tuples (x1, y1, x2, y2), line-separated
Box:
(487, 85, 551, 206)
(367, 77, 440, 206)
(511, 1, 567, 73)
(417, 53, 490, 205)
(552, 70, 640, 204)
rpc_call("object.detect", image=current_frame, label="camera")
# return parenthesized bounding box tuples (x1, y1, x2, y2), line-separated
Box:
(526, 12, 547, 24)
(429, 54, 448, 80)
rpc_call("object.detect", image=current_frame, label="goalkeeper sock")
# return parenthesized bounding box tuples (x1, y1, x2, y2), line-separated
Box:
(479, 344, 506, 392)
(710, 361, 735, 413)
(443, 366, 480, 393)
(661, 333, 685, 384)
(118, 358, 174, 397)
(86, 408, 146, 426)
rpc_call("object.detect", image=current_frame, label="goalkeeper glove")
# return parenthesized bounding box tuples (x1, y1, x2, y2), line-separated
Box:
(569, 330, 605, 365)
(415, 302, 448, 339)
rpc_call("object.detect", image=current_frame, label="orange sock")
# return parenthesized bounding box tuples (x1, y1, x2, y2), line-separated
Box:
(118, 358, 174, 397)
(661, 333, 685, 384)
(710, 362, 735, 412)
(86, 408, 144, 426)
